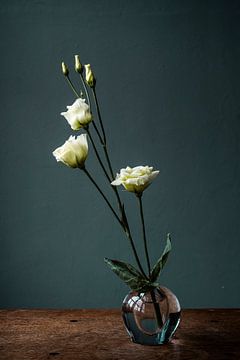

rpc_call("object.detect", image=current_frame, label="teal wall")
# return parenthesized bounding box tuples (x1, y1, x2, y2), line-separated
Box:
(0, 0, 239, 308)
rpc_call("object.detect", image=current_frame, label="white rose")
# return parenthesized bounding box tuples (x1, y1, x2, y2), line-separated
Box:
(61, 98, 92, 130)
(53, 134, 88, 169)
(111, 166, 159, 194)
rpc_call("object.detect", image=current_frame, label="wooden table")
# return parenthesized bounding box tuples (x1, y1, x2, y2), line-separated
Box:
(0, 309, 239, 359)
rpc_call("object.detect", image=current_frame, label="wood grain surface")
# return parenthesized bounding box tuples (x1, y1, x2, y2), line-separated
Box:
(0, 309, 239, 360)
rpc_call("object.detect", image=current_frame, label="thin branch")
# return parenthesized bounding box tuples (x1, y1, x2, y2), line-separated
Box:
(137, 194, 151, 276)
(81, 167, 147, 278)
(82, 167, 122, 226)
(78, 73, 105, 145)
(85, 127, 111, 182)
(65, 76, 80, 98)
(92, 87, 106, 144)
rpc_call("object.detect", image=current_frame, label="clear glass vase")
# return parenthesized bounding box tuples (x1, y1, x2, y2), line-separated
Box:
(122, 286, 181, 345)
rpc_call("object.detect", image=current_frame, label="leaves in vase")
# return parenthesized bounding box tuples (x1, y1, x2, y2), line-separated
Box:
(150, 233, 172, 283)
(104, 258, 156, 292)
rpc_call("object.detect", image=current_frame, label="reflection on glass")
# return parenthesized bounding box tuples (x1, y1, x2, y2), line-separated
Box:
(122, 286, 181, 345)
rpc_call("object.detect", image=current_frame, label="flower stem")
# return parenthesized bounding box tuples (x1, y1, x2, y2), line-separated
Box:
(80, 85, 143, 275)
(89, 134, 125, 224)
(64, 74, 105, 147)
(79, 73, 91, 110)
(87, 86, 126, 214)
(62, 68, 146, 278)
(78, 73, 105, 145)
(103, 144, 115, 180)
(90, 88, 147, 277)
(91, 87, 116, 180)
(136, 194, 163, 328)
(150, 289, 163, 328)
(82, 167, 122, 227)
(85, 127, 112, 182)
(65, 76, 80, 98)
(84, 128, 123, 215)
(124, 224, 147, 279)
(137, 194, 151, 276)
(92, 87, 106, 145)
(82, 167, 147, 278)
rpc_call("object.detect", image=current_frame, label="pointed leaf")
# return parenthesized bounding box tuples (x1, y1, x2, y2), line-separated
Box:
(150, 233, 172, 283)
(104, 258, 152, 292)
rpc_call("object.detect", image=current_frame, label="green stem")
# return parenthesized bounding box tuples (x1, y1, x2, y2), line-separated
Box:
(90, 86, 117, 182)
(137, 194, 151, 276)
(85, 127, 111, 182)
(71, 80, 147, 279)
(92, 87, 106, 145)
(88, 131, 125, 224)
(150, 289, 163, 328)
(92, 121, 105, 147)
(65, 76, 80, 98)
(103, 145, 115, 180)
(87, 86, 126, 216)
(92, 89, 147, 276)
(136, 195, 163, 327)
(78, 73, 105, 145)
(64, 76, 121, 219)
(125, 228, 147, 279)
(82, 167, 147, 278)
(84, 128, 122, 215)
(79, 73, 91, 110)
(82, 167, 122, 227)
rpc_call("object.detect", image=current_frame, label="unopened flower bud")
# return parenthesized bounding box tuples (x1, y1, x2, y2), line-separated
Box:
(74, 55, 83, 73)
(85, 64, 96, 87)
(61, 62, 69, 76)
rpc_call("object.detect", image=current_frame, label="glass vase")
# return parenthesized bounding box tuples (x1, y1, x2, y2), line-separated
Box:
(122, 286, 181, 345)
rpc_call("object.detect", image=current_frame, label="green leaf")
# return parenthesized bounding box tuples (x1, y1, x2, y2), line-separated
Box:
(150, 233, 172, 283)
(104, 258, 155, 292)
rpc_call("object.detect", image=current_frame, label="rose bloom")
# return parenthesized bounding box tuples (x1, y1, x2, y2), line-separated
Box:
(61, 98, 92, 130)
(52, 134, 88, 169)
(111, 166, 159, 194)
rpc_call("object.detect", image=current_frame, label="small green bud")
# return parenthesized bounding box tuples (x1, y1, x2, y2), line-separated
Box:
(61, 62, 69, 76)
(85, 64, 96, 87)
(74, 55, 83, 73)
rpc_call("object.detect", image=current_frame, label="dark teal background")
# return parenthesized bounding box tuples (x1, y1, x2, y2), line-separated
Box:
(0, 0, 239, 308)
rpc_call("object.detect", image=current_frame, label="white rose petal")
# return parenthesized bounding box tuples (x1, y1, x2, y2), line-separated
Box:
(53, 134, 88, 169)
(111, 165, 159, 194)
(61, 98, 92, 130)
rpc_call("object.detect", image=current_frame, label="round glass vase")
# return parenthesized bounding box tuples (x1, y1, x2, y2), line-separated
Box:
(122, 286, 181, 345)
